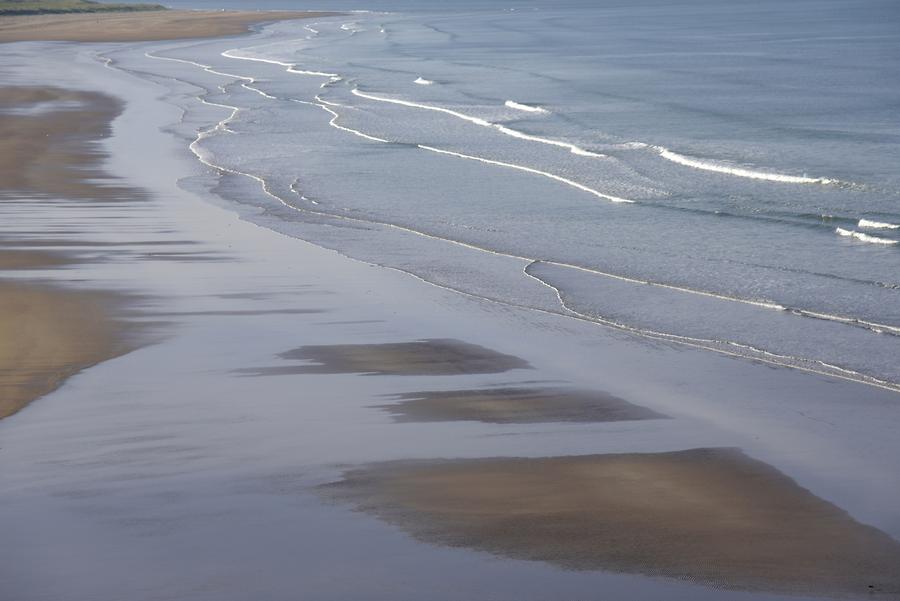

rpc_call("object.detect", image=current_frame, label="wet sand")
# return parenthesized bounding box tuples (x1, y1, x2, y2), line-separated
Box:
(0, 86, 132, 199)
(0, 86, 143, 418)
(375, 387, 666, 423)
(0, 280, 135, 419)
(241, 339, 532, 376)
(322, 448, 900, 597)
(0, 10, 337, 43)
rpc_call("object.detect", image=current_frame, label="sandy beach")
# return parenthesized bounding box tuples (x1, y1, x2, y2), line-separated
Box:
(0, 85, 143, 418)
(0, 10, 338, 43)
(1, 8, 899, 601)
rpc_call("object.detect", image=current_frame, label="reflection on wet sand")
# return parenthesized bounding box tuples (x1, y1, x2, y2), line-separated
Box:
(240, 339, 531, 376)
(0, 280, 136, 418)
(375, 387, 666, 424)
(322, 448, 900, 597)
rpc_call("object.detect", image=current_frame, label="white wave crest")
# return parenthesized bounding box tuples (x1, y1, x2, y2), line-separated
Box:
(858, 218, 899, 230)
(656, 146, 834, 184)
(417, 145, 633, 204)
(414, 77, 434, 85)
(351, 89, 604, 157)
(505, 100, 549, 114)
(836, 228, 898, 245)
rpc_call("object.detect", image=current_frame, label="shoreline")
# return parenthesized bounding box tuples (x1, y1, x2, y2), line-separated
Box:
(1, 14, 899, 601)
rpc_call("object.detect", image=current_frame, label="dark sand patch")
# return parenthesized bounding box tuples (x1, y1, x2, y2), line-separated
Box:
(374, 387, 665, 424)
(0, 249, 70, 269)
(0, 10, 338, 43)
(239, 339, 530, 376)
(321, 448, 900, 597)
(0, 87, 139, 200)
(0, 281, 138, 418)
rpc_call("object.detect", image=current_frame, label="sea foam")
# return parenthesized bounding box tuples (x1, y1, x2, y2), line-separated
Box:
(656, 146, 834, 184)
(836, 228, 898, 245)
(858, 219, 899, 230)
(505, 100, 549, 114)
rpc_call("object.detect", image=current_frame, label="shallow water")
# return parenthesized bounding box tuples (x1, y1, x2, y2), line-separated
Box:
(104, 0, 900, 389)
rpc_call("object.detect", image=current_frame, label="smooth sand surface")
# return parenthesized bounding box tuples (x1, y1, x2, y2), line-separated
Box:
(322, 448, 900, 597)
(0, 86, 133, 199)
(375, 387, 666, 423)
(0, 10, 337, 43)
(0, 86, 142, 418)
(0, 249, 69, 269)
(0, 280, 135, 418)
(241, 339, 532, 376)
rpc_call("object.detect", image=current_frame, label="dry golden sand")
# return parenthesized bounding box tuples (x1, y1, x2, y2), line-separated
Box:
(0, 281, 134, 419)
(322, 448, 900, 598)
(0, 10, 336, 43)
(240, 339, 532, 376)
(375, 387, 666, 423)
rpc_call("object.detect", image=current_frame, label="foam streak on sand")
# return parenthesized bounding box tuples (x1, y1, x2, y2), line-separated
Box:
(351, 88, 606, 157)
(655, 146, 834, 184)
(836, 227, 898, 245)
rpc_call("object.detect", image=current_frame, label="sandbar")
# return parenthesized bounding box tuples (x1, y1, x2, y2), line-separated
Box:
(322, 448, 900, 597)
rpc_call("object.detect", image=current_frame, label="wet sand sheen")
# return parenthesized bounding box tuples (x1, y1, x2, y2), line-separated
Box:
(1, 87, 146, 418)
(322, 448, 900, 597)
(0, 87, 134, 200)
(375, 387, 666, 423)
(0, 280, 136, 419)
(241, 339, 531, 376)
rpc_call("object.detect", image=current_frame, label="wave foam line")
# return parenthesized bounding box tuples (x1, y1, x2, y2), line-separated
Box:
(154, 52, 898, 351)
(304, 96, 390, 143)
(175, 96, 898, 392)
(146, 52, 277, 100)
(522, 262, 900, 393)
(222, 49, 339, 78)
(414, 77, 434, 85)
(836, 227, 898, 245)
(505, 100, 549, 114)
(656, 146, 834, 184)
(351, 88, 605, 158)
(859, 219, 900, 230)
(417, 144, 633, 203)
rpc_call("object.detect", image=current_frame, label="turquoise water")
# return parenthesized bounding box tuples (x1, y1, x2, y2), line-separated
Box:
(112, 0, 900, 387)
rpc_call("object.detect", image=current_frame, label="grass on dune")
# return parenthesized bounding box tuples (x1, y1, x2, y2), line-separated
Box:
(0, 0, 166, 16)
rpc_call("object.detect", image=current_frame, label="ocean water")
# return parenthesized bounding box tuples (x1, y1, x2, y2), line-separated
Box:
(109, 0, 900, 389)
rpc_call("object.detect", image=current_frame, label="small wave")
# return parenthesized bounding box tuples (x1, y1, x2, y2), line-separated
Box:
(858, 218, 899, 230)
(836, 227, 898, 245)
(414, 77, 434, 85)
(505, 100, 549, 114)
(655, 146, 834, 184)
(222, 49, 339, 79)
(417, 145, 633, 204)
(351, 88, 604, 157)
